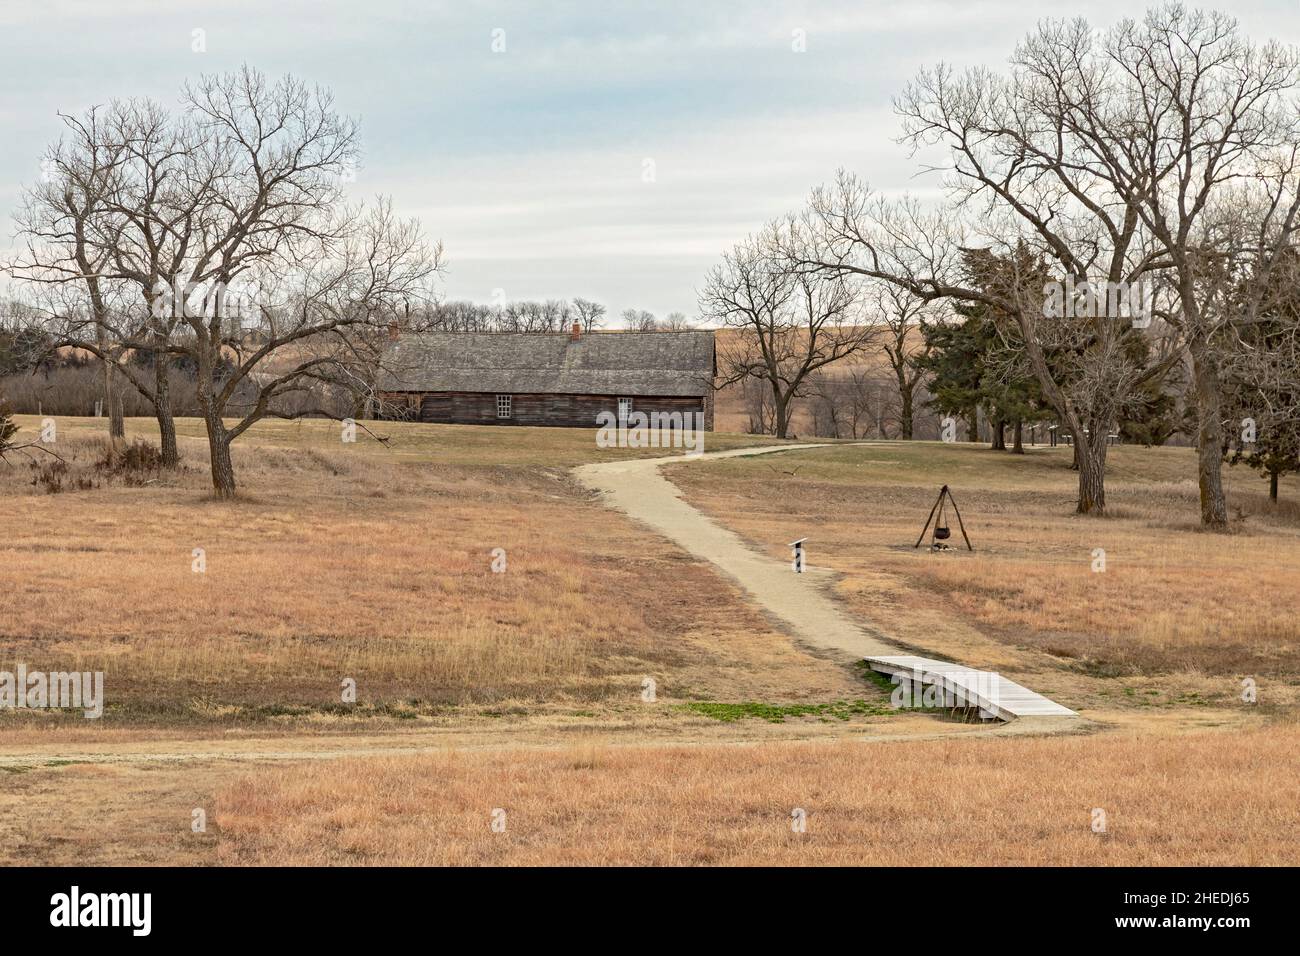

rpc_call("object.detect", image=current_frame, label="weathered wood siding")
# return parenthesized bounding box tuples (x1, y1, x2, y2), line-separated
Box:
(380, 391, 711, 430)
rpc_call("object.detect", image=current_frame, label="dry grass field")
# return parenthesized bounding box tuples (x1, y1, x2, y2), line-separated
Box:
(2, 414, 1296, 866)
(667, 441, 1300, 687)
(0, 415, 832, 729)
(212, 726, 1299, 866)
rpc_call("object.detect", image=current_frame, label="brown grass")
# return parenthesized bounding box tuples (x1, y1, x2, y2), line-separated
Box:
(5, 417, 1295, 867)
(0, 760, 220, 866)
(213, 724, 1300, 865)
(0, 416, 845, 727)
(665, 441, 1300, 681)
(6, 413, 785, 469)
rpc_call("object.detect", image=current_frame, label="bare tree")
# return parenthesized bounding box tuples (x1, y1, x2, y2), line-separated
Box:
(1007, 6, 1300, 527)
(787, 7, 1300, 514)
(542, 299, 572, 332)
(13, 69, 441, 497)
(661, 311, 694, 331)
(847, 367, 890, 438)
(1222, 252, 1300, 501)
(805, 368, 846, 438)
(420, 297, 607, 334)
(702, 224, 876, 439)
(870, 282, 934, 439)
(154, 69, 442, 497)
(621, 308, 658, 331)
(9, 106, 162, 455)
(572, 297, 606, 332)
(500, 300, 569, 333)
(796, 167, 1167, 514)
(425, 300, 495, 332)
(195, 201, 438, 495)
(740, 375, 777, 435)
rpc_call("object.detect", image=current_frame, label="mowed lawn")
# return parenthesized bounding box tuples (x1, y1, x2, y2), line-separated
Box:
(0, 415, 851, 728)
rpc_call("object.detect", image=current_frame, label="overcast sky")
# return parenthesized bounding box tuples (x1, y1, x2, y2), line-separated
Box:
(2, 0, 1297, 322)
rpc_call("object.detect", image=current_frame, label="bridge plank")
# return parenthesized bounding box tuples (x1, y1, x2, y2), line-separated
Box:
(865, 655, 1078, 721)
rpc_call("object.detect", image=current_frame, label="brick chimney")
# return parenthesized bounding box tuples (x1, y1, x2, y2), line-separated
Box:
(570, 322, 581, 342)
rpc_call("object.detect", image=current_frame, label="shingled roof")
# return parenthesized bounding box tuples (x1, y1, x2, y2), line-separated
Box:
(376, 330, 716, 396)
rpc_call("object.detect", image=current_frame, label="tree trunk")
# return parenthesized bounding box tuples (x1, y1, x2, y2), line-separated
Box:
(991, 417, 1006, 450)
(1013, 316, 1106, 513)
(1270, 469, 1279, 502)
(102, 357, 125, 443)
(94, 315, 125, 448)
(1012, 419, 1024, 454)
(154, 349, 179, 467)
(203, 410, 237, 498)
(1188, 334, 1228, 530)
(966, 409, 979, 443)
(1076, 437, 1107, 514)
(772, 384, 792, 439)
(110, 391, 125, 441)
(900, 387, 914, 440)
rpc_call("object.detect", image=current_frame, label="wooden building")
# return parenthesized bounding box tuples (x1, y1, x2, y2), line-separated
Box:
(376, 325, 716, 429)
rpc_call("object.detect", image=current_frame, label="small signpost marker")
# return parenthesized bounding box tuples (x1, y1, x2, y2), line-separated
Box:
(789, 538, 807, 573)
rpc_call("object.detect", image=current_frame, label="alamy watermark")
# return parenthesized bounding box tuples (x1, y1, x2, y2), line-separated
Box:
(596, 410, 704, 455)
(149, 276, 266, 326)
(0, 664, 104, 718)
(890, 668, 1000, 718)
(1043, 276, 1154, 327)
(50, 886, 150, 936)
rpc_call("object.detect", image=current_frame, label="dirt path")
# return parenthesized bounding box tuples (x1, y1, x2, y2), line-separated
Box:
(575, 444, 900, 662)
(0, 710, 1086, 773)
(0, 714, 1075, 866)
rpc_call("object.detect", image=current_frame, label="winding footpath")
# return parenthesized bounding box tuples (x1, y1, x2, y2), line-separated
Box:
(575, 443, 1078, 723)
(575, 444, 897, 660)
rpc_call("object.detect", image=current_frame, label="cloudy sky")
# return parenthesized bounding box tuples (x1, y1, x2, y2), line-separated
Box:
(2, 0, 1297, 322)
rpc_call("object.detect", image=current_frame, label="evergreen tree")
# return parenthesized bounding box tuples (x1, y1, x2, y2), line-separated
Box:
(917, 301, 1046, 452)
(1117, 333, 1186, 447)
(916, 312, 986, 443)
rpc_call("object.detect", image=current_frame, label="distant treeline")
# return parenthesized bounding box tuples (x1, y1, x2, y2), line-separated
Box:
(0, 296, 675, 417)
(410, 299, 696, 333)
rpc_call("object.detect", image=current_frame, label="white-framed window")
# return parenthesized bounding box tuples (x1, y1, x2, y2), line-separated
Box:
(496, 394, 512, 419)
(618, 397, 633, 423)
